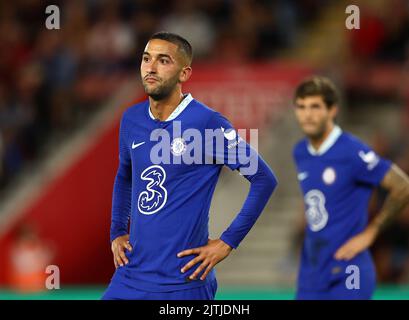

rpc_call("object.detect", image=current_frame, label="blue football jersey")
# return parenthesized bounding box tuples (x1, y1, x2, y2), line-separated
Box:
(110, 94, 260, 292)
(293, 126, 392, 291)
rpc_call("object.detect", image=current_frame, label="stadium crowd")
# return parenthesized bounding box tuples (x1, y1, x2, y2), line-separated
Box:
(0, 0, 331, 190)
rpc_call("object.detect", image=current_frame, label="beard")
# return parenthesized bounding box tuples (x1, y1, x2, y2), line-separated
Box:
(142, 73, 180, 101)
(304, 121, 328, 141)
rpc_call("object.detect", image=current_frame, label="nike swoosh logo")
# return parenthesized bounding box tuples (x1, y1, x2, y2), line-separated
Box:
(297, 172, 308, 181)
(132, 141, 145, 149)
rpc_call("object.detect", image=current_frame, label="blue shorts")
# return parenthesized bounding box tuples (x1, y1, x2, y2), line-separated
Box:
(296, 267, 376, 300)
(101, 277, 218, 300)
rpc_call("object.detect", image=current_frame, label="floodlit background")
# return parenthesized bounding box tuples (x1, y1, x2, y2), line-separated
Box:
(0, 0, 408, 299)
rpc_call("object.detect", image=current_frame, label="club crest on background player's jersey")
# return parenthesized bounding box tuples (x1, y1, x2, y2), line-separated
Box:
(171, 137, 187, 156)
(322, 167, 336, 185)
(138, 165, 168, 215)
(304, 189, 329, 232)
(358, 150, 379, 170)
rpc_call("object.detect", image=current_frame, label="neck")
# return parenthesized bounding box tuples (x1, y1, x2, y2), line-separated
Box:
(149, 88, 184, 121)
(309, 123, 335, 151)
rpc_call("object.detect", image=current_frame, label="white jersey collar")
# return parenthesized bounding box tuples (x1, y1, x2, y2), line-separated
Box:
(148, 93, 193, 121)
(307, 125, 342, 156)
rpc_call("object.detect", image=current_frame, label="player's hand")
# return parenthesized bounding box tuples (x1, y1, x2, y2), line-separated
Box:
(111, 234, 132, 268)
(177, 239, 233, 281)
(334, 226, 378, 261)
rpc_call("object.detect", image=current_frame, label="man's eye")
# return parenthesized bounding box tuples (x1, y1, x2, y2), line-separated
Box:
(143, 56, 149, 62)
(160, 59, 169, 64)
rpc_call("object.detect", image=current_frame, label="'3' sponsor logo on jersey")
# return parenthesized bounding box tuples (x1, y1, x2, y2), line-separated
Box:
(138, 165, 168, 215)
(304, 189, 329, 232)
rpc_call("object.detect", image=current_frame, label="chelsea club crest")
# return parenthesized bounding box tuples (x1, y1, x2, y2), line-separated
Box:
(171, 137, 187, 156)
(322, 167, 336, 185)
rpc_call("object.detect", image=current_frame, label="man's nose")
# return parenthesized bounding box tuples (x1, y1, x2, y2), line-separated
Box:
(146, 60, 158, 74)
(303, 107, 313, 118)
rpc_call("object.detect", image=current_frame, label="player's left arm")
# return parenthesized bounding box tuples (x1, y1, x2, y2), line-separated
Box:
(178, 155, 278, 280)
(371, 164, 409, 232)
(335, 164, 409, 261)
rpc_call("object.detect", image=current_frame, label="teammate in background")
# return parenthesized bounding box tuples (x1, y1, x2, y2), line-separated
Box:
(102, 32, 278, 300)
(292, 76, 409, 299)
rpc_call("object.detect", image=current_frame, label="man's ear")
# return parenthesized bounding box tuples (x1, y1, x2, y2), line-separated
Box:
(179, 66, 192, 83)
(330, 105, 339, 119)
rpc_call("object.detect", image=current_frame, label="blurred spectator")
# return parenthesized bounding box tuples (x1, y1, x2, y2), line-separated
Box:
(8, 224, 53, 293)
(348, 3, 386, 63)
(160, 0, 215, 59)
(0, 0, 331, 196)
(376, 0, 409, 63)
(86, 1, 135, 69)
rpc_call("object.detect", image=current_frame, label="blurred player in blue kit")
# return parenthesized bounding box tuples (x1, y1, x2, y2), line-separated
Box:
(292, 76, 409, 299)
(101, 32, 278, 300)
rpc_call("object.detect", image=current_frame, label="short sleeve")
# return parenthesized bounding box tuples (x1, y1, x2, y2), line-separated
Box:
(352, 142, 392, 186)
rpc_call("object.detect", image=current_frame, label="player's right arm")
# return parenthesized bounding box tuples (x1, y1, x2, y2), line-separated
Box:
(110, 113, 133, 268)
(111, 234, 132, 268)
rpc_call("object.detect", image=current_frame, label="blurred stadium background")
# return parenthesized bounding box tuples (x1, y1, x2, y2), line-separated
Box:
(0, 0, 408, 299)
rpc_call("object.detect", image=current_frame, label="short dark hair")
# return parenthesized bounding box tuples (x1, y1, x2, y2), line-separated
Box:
(294, 76, 339, 108)
(149, 31, 193, 66)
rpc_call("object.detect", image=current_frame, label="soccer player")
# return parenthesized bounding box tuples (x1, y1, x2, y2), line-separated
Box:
(101, 32, 278, 300)
(292, 76, 409, 299)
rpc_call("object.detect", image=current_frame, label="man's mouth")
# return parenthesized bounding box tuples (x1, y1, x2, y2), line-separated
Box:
(144, 76, 159, 83)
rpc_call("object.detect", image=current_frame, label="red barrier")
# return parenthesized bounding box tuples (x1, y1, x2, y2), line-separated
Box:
(0, 119, 120, 284)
